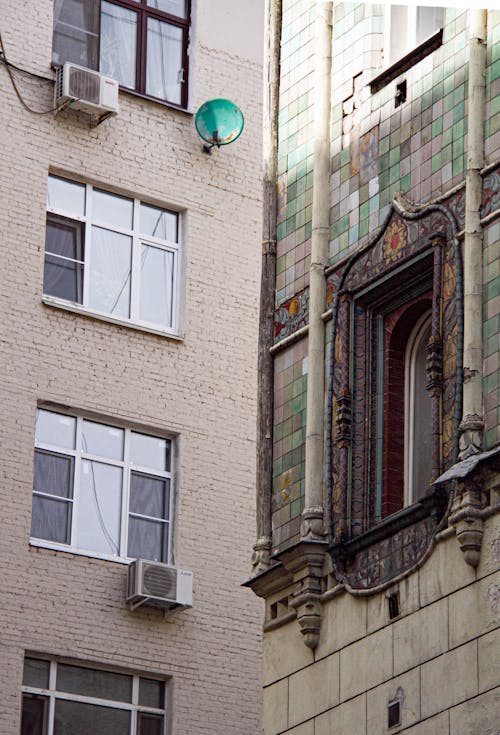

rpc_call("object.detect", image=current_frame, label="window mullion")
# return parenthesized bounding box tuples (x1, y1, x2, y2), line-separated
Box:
(122, 430, 132, 558)
(72, 418, 84, 550)
(131, 674, 139, 735)
(83, 184, 93, 309)
(48, 662, 56, 735)
(130, 199, 141, 321)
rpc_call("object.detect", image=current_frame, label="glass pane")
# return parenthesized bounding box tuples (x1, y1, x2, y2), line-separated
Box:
(31, 495, 71, 544)
(44, 255, 84, 303)
(23, 659, 50, 689)
(127, 517, 167, 562)
(100, 1, 137, 89)
(82, 420, 124, 460)
(139, 678, 165, 708)
(47, 176, 85, 217)
(139, 244, 174, 327)
(138, 712, 165, 735)
(57, 664, 132, 702)
(141, 204, 178, 242)
(21, 695, 48, 735)
(147, 0, 187, 18)
(130, 473, 169, 519)
(36, 410, 76, 449)
(89, 227, 132, 319)
(93, 190, 133, 230)
(45, 217, 84, 259)
(78, 460, 122, 555)
(146, 19, 183, 104)
(131, 433, 170, 471)
(54, 700, 130, 735)
(34, 451, 74, 498)
(52, 0, 100, 68)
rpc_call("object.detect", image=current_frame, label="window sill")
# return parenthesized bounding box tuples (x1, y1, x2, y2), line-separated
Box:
(330, 489, 448, 558)
(42, 296, 184, 341)
(369, 28, 444, 94)
(30, 538, 132, 565)
(119, 86, 194, 115)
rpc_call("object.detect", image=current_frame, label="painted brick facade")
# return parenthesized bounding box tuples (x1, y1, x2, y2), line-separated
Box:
(0, 1, 264, 733)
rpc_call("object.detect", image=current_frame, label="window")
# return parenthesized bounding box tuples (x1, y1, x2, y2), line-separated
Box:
(404, 312, 433, 506)
(380, 294, 433, 518)
(31, 409, 173, 563)
(385, 5, 444, 67)
(21, 657, 167, 735)
(44, 175, 181, 335)
(52, 0, 190, 107)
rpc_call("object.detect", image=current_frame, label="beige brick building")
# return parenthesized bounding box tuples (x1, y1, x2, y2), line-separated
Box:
(0, 1, 264, 733)
(248, 3, 500, 734)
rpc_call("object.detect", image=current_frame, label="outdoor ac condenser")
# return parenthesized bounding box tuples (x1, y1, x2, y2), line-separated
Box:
(55, 62, 119, 116)
(127, 559, 193, 612)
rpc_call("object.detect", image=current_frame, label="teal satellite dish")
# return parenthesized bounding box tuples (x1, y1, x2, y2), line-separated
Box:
(195, 98, 244, 153)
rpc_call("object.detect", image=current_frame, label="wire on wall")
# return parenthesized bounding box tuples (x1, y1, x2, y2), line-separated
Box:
(0, 30, 57, 114)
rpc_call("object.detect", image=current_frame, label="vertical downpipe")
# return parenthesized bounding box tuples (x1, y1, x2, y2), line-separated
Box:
(459, 9, 487, 458)
(301, 0, 332, 540)
(252, 0, 282, 573)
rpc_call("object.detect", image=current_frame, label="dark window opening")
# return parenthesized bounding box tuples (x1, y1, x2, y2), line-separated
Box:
(388, 700, 401, 728)
(395, 79, 406, 107)
(388, 591, 400, 619)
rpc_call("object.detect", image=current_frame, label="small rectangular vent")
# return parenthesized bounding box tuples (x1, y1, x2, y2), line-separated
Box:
(68, 67, 100, 104)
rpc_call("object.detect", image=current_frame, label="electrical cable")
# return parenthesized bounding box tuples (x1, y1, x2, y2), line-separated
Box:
(0, 31, 58, 114)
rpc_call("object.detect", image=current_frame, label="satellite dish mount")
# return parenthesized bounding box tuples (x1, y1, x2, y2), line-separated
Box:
(195, 99, 244, 155)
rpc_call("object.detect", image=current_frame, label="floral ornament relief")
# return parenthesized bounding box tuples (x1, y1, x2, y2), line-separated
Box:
(383, 220, 407, 264)
(487, 583, 500, 615)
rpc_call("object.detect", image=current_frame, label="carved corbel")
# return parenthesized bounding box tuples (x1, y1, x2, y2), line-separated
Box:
(433, 446, 500, 568)
(251, 536, 273, 574)
(449, 474, 487, 567)
(458, 413, 484, 459)
(300, 506, 325, 541)
(278, 540, 328, 649)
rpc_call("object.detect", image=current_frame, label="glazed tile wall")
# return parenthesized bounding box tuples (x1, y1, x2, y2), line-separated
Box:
(329, 6, 468, 265)
(276, 0, 316, 305)
(272, 339, 308, 551)
(272, 5, 500, 549)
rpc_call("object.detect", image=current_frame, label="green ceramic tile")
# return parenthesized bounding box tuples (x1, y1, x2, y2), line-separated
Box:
(453, 101, 465, 123)
(432, 118, 443, 137)
(401, 173, 411, 191)
(432, 153, 442, 173)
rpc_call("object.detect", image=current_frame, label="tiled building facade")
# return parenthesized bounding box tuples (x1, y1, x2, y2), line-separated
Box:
(248, 3, 500, 734)
(0, 1, 264, 733)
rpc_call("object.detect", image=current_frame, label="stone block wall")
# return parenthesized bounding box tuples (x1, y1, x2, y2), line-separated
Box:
(262, 517, 500, 734)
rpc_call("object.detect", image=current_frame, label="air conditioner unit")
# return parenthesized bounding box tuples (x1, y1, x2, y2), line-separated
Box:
(55, 62, 119, 116)
(127, 559, 193, 612)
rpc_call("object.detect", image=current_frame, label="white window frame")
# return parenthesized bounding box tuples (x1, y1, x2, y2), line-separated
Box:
(21, 657, 168, 735)
(31, 409, 174, 564)
(44, 176, 183, 338)
(384, 5, 444, 68)
(404, 311, 432, 506)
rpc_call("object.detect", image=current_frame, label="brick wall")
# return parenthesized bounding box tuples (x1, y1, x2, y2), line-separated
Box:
(0, 1, 264, 733)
